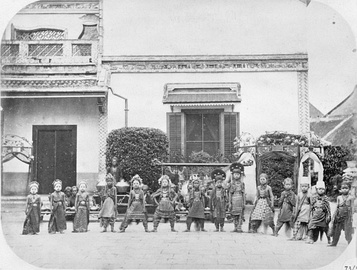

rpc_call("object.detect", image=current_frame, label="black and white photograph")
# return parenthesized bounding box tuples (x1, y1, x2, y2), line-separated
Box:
(1, 0, 356, 269)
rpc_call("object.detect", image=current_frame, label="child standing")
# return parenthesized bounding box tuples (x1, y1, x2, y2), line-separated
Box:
(291, 178, 311, 240)
(249, 173, 275, 234)
(228, 162, 246, 233)
(22, 181, 41, 235)
(184, 179, 206, 232)
(48, 179, 67, 234)
(306, 181, 331, 244)
(328, 181, 354, 246)
(119, 175, 148, 232)
(209, 169, 227, 232)
(98, 174, 117, 232)
(151, 175, 178, 232)
(73, 180, 90, 233)
(275, 178, 296, 236)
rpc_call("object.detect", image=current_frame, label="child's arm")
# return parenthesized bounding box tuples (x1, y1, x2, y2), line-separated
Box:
(268, 186, 274, 210)
(289, 191, 296, 207)
(242, 183, 246, 209)
(228, 188, 232, 211)
(278, 191, 285, 208)
(62, 193, 66, 210)
(127, 191, 132, 208)
(253, 187, 259, 206)
(74, 194, 79, 213)
(49, 194, 53, 212)
(25, 196, 30, 215)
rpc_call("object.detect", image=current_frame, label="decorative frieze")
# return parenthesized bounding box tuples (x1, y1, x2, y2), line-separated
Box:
(19, 2, 99, 14)
(102, 54, 308, 73)
(1, 64, 97, 75)
(297, 71, 310, 134)
(1, 78, 98, 88)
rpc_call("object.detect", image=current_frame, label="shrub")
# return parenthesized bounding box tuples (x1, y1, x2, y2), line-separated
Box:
(321, 145, 354, 198)
(106, 127, 169, 190)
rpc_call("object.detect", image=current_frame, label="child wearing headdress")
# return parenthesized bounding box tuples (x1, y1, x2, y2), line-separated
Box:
(290, 177, 311, 240)
(73, 180, 90, 233)
(64, 186, 72, 208)
(98, 174, 117, 232)
(22, 181, 42, 235)
(306, 180, 331, 244)
(275, 178, 296, 236)
(184, 178, 206, 232)
(228, 162, 246, 233)
(107, 156, 123, 185)
(151, 175, 178, 232)
(328, 181, 354, 246)
(119, 175, 148, 232)
(209, 169, 228, 232)
(249, 173, 275, 234)
(48, 179, 67, 234)
(70, 186, 78, 207)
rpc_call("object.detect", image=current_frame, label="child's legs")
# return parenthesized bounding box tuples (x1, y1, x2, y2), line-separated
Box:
(186, 217, 193, 230)
(345, 222, 353, 244)
(142, 216, 148, 230)
(168, 213, 175, 229)
(293, 221, 301, 238)
(214, 217, 219, 229)
(153, 212, 162, 229)
(332, 222, 343, 245)
(275, 220, 284, 233)
(199, 218, 205, 230)
(218, 217, 225, 228)
(120, 216, 130, 230)
(251, 219, 261, 232)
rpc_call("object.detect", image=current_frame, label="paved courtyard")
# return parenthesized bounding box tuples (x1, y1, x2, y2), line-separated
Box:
(0, 202, 356, 270)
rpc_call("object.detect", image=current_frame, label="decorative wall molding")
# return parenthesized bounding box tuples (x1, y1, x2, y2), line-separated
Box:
(19, 2, 99, 14)
(297, 71, 310, 134)
(1, 64, 97, 75)
(1, 78, 98, 88)
(102, 54, 308, 73)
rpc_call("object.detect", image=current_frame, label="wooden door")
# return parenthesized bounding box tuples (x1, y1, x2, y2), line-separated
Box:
(33, 125, 77, 194)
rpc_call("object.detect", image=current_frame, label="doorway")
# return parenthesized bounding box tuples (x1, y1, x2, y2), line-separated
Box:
(33, 125, 77, 194)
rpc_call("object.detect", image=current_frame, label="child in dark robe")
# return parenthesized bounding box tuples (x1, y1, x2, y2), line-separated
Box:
(209, 169, 227, 232)
(98, 174, 117, 232)
(290, 178, 311, 240)
(73, 180, 90, 233)
(328, 181, 354, 246)
(119, 175, 148, 232)
(229, 162, 246, 233)
(22, 181, 42, 235)
(249, 173, 275, 234)
(275, 178, 296, 236)
(151, 175, 178, 232)
(306, 181, 331, 244)
(48, 179, 67, 234)
(184, 179, 206, 232)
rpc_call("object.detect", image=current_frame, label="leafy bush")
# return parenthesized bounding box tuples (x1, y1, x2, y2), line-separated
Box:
(260, 156, 295, 200)
(321, 145, 354, 198)
(106, 127, 169, 190)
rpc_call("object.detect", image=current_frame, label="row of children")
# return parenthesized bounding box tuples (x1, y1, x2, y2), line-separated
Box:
(22, 162, 355, 247)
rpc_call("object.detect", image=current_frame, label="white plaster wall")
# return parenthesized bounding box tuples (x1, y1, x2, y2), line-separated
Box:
(2, 97, 99, 175)
(108, 72, 299, 138)
(103, 0, 307, 55)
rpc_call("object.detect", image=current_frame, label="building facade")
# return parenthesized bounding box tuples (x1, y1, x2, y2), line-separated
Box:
(1, 0, 109, 195)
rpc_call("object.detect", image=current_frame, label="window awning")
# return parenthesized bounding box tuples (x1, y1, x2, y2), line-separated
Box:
(162, 83, 241, 104)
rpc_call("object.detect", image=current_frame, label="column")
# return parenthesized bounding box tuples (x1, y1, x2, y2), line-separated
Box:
(297, 71, 310, 134)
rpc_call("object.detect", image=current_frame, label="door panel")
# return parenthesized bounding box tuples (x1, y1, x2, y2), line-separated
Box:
(33, 125, 76, 194)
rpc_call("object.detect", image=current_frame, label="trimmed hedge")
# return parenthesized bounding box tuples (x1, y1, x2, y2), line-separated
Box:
(106, 127, 169, 190)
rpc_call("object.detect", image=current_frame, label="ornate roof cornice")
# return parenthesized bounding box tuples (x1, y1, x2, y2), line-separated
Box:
(102, 54, 308, 73)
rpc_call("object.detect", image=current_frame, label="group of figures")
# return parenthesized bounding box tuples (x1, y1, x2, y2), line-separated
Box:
(22, 161, 355, 248)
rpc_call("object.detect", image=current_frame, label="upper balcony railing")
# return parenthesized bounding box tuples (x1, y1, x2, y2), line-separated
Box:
(0, 39, 98, 65)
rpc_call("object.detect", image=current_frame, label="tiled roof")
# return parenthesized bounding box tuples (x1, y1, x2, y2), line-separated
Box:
(310, 116, 345, 138)
(163, 83, 241, 104)
(326, 86, 357, 116)
(324, 114, 357, 146)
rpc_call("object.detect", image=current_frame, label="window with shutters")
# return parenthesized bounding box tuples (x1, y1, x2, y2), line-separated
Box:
(186, 111, 220, 157)
(167, 110, 239, 161)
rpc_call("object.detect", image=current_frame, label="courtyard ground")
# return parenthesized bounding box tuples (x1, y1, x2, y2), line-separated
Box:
(0, 202, 356, 270)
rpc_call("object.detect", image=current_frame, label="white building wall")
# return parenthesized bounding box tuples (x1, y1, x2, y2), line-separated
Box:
(108, 72, 299, 138)
(2, 97, 99, 194)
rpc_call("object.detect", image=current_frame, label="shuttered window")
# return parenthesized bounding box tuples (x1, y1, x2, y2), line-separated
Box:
(167, 113, 182, 159)
(224, 112, 239, 157)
